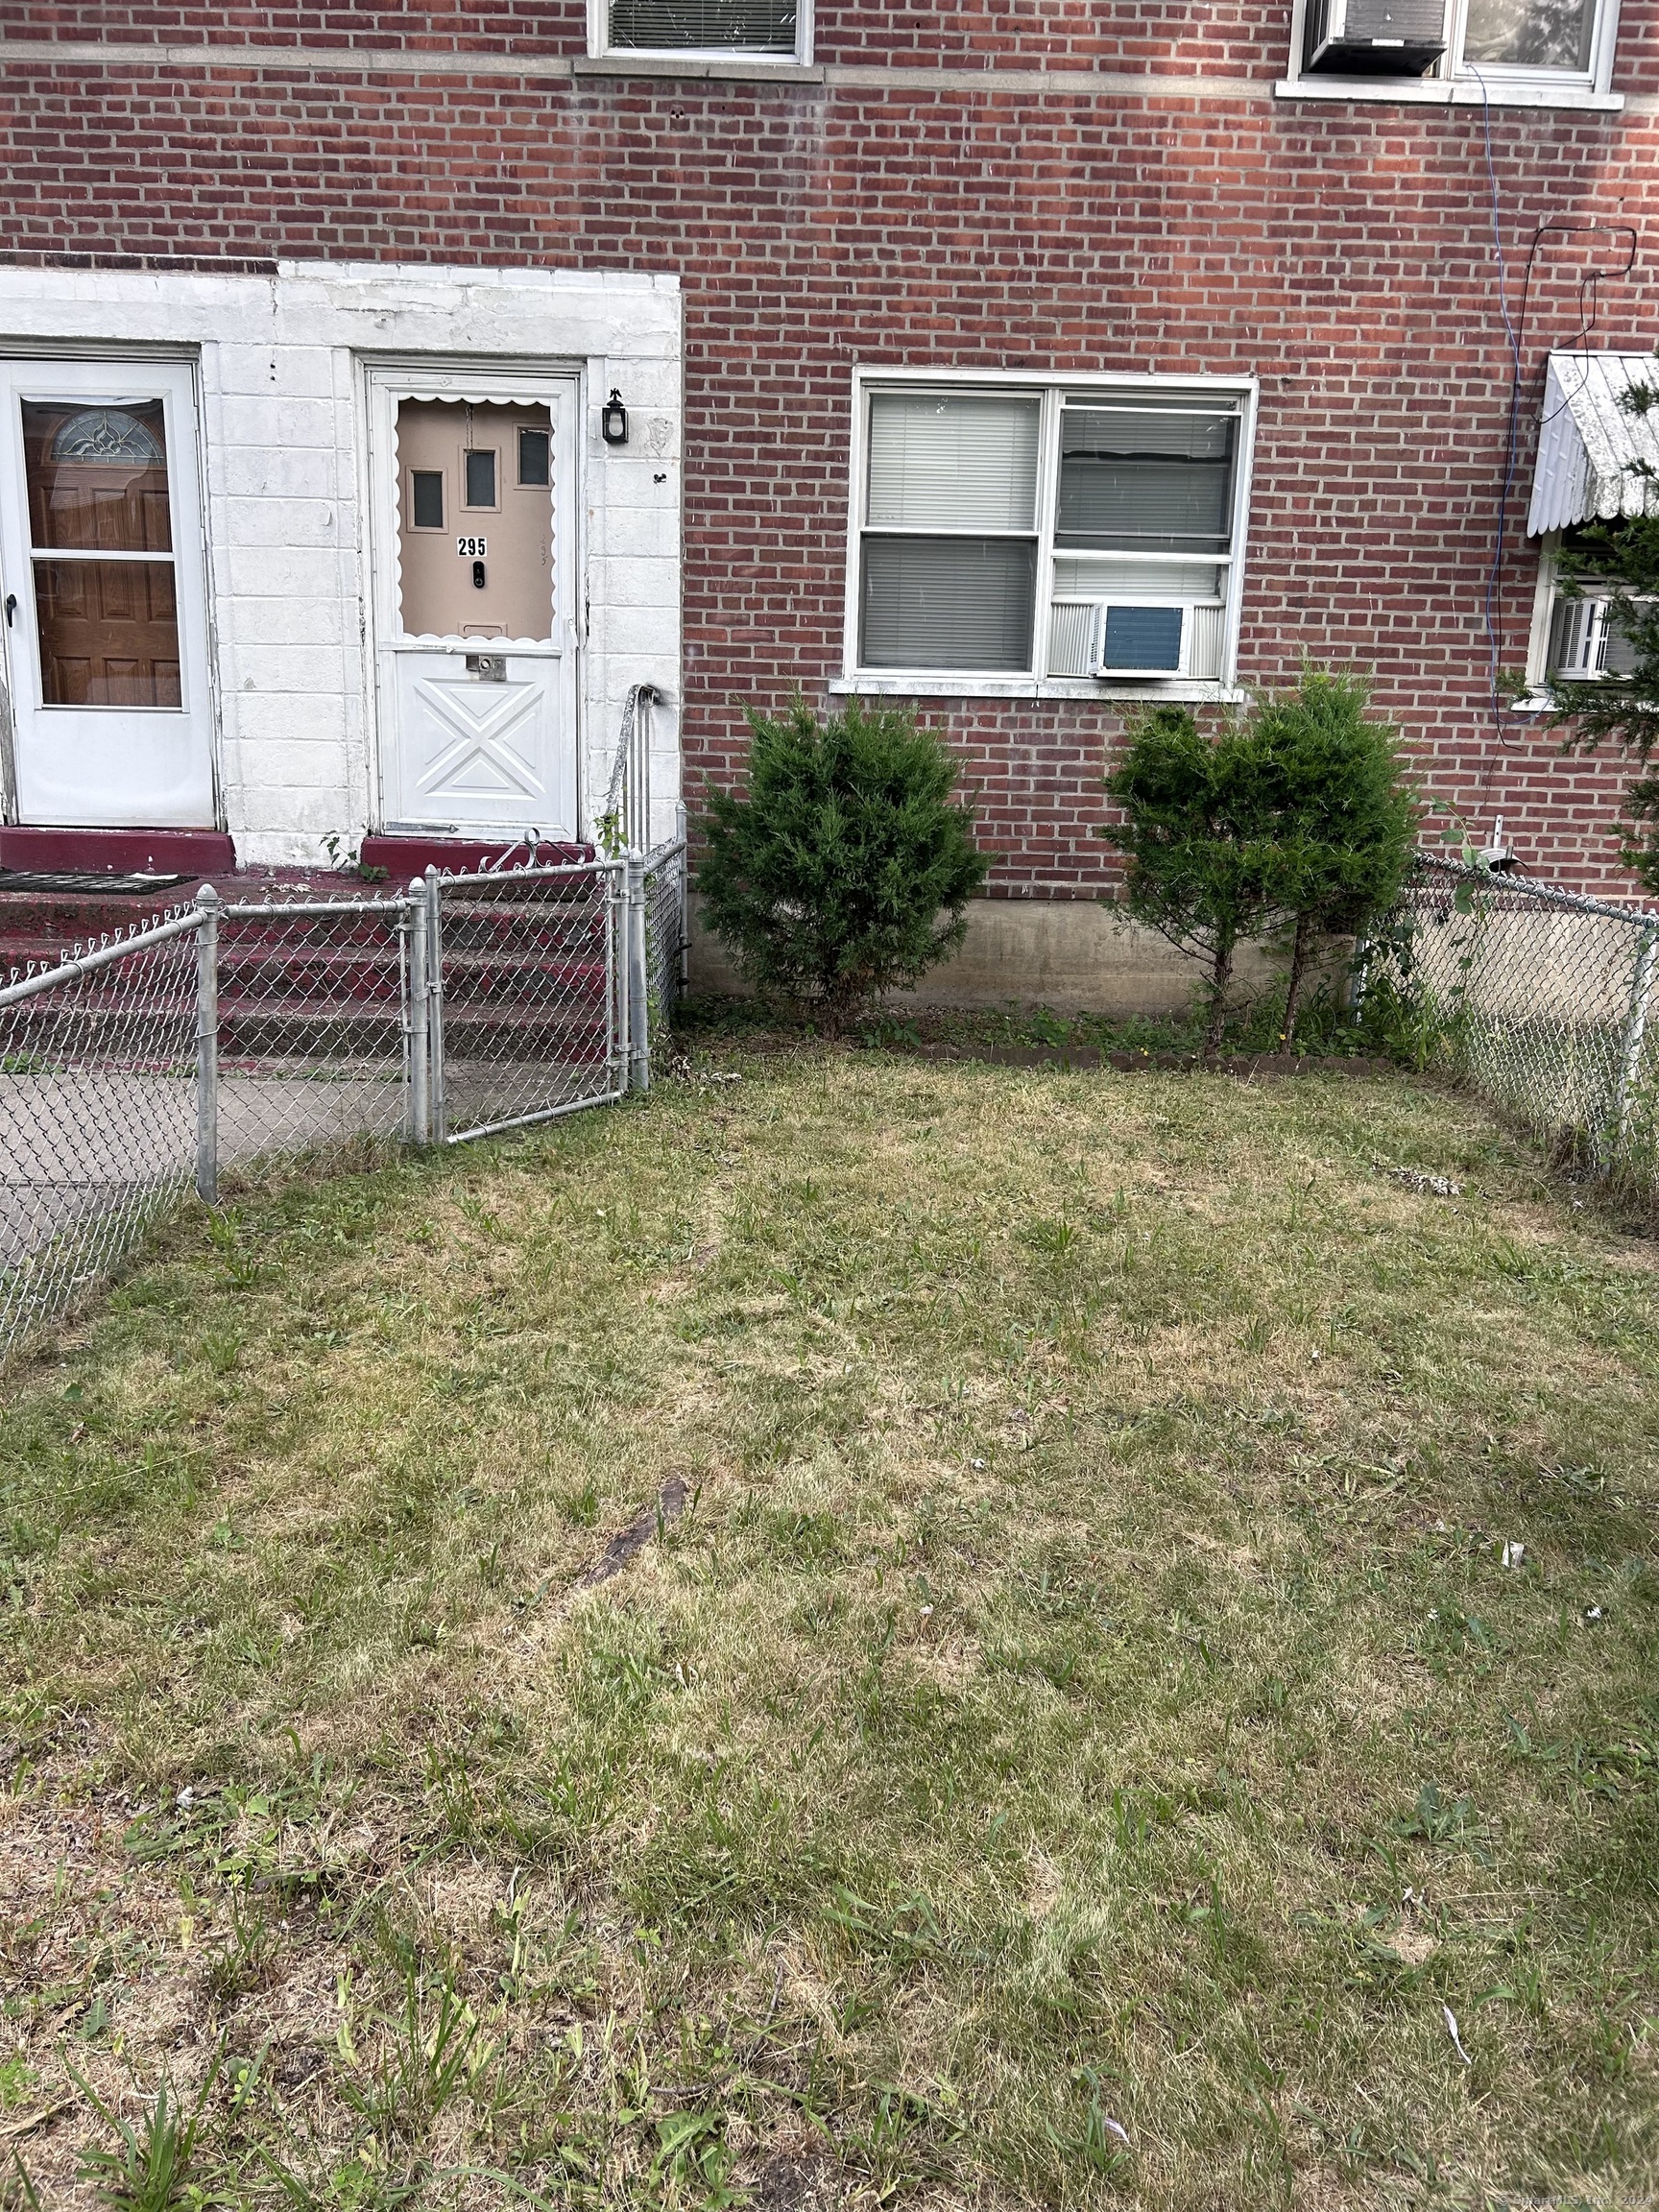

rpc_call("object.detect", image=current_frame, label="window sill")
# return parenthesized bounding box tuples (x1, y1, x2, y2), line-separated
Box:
(830, 674, 1246, 705)
(575, 54, 823, 83)
(1274, 75, 1623, 110)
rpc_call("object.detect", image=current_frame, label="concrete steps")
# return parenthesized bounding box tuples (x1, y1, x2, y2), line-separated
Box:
(0, 855, 613, 1070)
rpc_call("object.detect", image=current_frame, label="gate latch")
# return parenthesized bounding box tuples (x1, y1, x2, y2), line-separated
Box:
(465, 654, 507, 684)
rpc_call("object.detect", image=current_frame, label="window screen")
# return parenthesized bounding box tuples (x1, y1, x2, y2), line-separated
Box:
(858, 393, 1040, 672)
(1057, 408, 1236, 551)
(411, 470, 445, 530)
(609, 0, 797, 49)
(464, 449, 497, 508)
(866, 395, 1040, 532)
(517, 428, 550, 488)
(860, 539, 1037, 672)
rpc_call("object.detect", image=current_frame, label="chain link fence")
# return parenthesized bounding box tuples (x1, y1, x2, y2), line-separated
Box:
(645, 839, 688, 1044)
(0, 844, 686, 1366)
(1364, 854, 1659, 1192)
(215, 895, 411, 1171)
(1, 910, 201, 1362)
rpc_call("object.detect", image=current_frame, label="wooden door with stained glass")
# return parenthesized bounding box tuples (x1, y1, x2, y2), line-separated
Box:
(0, 359, 215, 830)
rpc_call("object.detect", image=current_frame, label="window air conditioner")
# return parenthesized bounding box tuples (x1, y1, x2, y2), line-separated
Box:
(1094, 603, 1186, 679)
(1549, 596, 1640, 682)
(1303, 0, 1446, 75)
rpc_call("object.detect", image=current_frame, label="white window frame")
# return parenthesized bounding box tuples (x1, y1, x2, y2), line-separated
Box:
(836, 368, 1258, 705)
(1522, 529, 1651, 702)
(588, 0, 812, 64)
(1278, 0, 1624, 108)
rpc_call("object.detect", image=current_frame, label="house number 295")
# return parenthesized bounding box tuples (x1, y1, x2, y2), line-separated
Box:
(456, 535, 488, 559)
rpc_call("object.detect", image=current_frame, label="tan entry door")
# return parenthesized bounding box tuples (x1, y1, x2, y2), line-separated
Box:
(373, 381, 579, 839)
(0, 358, 216, 829)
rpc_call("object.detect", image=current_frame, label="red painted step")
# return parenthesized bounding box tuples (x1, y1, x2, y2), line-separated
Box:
(1, 858, 618, 1071)
(0, 825, 234, 877)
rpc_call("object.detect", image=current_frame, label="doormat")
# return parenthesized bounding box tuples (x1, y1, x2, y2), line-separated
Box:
(0, 871, 194, 895)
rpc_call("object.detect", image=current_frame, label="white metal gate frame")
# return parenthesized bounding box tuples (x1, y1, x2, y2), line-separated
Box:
(417, 854, 628, 1147)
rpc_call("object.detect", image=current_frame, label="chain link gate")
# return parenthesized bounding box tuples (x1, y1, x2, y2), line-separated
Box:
(417, 857, 627, 1146)
(1, 906, 203, 1360)
(0, 842, 688, 1362)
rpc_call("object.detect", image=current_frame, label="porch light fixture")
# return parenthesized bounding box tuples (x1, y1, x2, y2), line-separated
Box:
(601, 389, 629, 446)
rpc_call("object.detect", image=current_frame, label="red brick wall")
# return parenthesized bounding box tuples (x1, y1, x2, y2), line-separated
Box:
(1, 7, 1656, 898)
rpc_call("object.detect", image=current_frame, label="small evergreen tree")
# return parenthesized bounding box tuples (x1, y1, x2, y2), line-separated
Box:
(1100, 706, 1298, 1055)
(694, 696, 990, 1028)
(1102, 673, 1416, 1052)
(1249, 667, 1418, 1038)
(1546, 504, 1659, 895)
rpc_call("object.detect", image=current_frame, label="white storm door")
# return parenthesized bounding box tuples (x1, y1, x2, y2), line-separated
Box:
(0, 358, 215, 829)
(373, 378, 579, 839)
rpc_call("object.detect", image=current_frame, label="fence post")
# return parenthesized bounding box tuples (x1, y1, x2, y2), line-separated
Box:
(194, 883, 220, 1205)
(406, 878, 430, 1145)
(424, 866, 447, 1144)
(1611, 925, 1659, 1150)
(676, 835, 690, 1000)
(608, 866, 626, 1094)
(1348, 928, 1372, 1025)
(625, 851, 649, 1094)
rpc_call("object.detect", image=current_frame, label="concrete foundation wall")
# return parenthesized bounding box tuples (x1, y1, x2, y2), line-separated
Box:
(688, 894, 1292, 1018)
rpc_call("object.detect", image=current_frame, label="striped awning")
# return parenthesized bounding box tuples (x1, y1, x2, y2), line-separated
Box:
(1527, 350, 1659, 537)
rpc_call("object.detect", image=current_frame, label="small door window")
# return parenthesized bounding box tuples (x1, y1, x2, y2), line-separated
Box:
(517, 428, 550, 488)
(464, 448, 498, 509)
(410, 469, 445, 530)
(21, 399, 182, 708)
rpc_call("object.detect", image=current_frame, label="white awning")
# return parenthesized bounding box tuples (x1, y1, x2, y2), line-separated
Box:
(1528, 350, 1659, 537)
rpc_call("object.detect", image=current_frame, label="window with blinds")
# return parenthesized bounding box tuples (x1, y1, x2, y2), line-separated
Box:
(1538, 531, 1648, 683)
(859, 394, 1040, 672)
(607, 0, 801, 53)
(853, 382, 1249, 685)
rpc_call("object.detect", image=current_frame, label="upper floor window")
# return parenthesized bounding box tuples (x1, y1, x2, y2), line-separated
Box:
(597, 0, 810, 60)
(1289, 0, 1620, 99)
(1463, 0, 1598, 71)
(845, 374, 1256, 698)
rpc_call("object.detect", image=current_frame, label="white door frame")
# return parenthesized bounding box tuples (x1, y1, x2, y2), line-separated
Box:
(0, 355, 218, 830)
(362, 359, 583, 839)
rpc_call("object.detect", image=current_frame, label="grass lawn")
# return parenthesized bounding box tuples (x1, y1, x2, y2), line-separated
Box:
(2, 1050, 1657, 2211)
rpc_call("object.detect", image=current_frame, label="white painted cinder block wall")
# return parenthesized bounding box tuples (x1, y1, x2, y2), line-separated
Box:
(0, 261, 684, 863)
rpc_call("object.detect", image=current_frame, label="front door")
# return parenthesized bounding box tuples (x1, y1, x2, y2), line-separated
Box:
(0, 358, 215, 829)
(373, 380, 579, 840)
